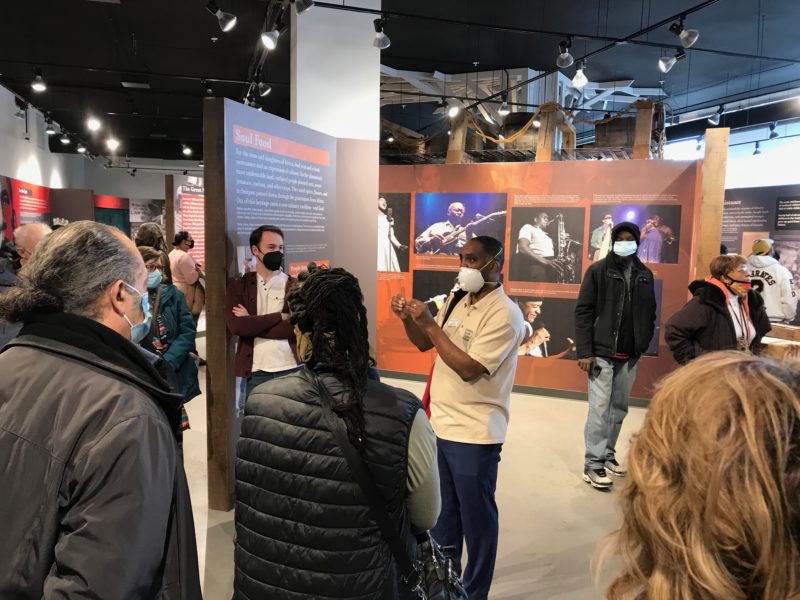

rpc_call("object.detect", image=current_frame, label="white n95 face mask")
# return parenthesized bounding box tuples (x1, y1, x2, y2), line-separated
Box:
(456, 267, 485, 294)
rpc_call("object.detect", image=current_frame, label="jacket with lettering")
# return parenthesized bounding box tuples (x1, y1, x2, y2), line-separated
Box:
(746, 254, 797, 322)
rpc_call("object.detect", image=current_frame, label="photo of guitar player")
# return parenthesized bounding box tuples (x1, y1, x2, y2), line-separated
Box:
(414, 195, 507, 256)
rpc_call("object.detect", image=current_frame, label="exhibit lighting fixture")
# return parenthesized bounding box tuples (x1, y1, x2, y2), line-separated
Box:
(60, 133, 70, 145)
(448, 105, 460, 118)
(182, 145, 192, 156)
(498, 95, 510, 117)
(659, 48, 687, 73)
(14, 107, 26, 120)
(373, 18, 391, 50)
(669, 17, 699, 49)
(447, 129, 451, 135)
(707, 105, 723, 126)
(87, 117, 101, 132)
(106, 137, 120, 152)
(258, 82, 272, 97)
(386, 135, 395, 143)
(572, 61, 588, 90)
(45, 120, 56, 135)
(533, 117, 541, 128)
(77, 143, 87, 154)
(260, 30, 280, 50)
(556, 41, 574, 69)
(206, 1, 237, 33)
(293, 0, 314, 15)
(753, 141, 761, 155)
(31, 68, 47, 93)
(769, 122, 779, 139)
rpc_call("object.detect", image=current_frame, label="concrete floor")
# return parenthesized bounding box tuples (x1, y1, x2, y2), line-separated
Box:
(184, 347, 644, 599)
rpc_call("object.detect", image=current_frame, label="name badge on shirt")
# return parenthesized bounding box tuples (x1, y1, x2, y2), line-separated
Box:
(446, 318, 460, 328)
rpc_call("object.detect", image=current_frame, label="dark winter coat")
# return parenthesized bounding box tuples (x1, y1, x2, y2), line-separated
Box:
(234, 367, 421, 600)
(0, 312, 202, 599)
(665, 278, 772, 364)
(0, 256, 20, 348)
(574, 253, 657, 359)
(146, 283, 200, 402)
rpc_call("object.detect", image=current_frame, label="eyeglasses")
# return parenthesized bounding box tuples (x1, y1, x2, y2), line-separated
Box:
(145, 264, 163, 273)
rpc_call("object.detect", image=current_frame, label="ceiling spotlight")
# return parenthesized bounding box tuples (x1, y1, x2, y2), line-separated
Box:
(669, 17, 699, 49)
(206, 1, 237, 32)
(556, 41, 574, 69)
(45, 120, 56, 135)
(60, 133, 70, 145)
(202, 79, 214, 97)
(769, 122, 779, 139)
(448, 105, 460, 118)
(86, 117, 101, 132)
(77, 143, 87, 153)
(707, 105, 724, 126)
(31, 68, 47, 93)
(258, 82, 272, 97)
(182, 145, 192, 156)
(658, 48, 687, 73)
(293, 0, 314, 15)
(498, 95, 510, 117)
(106, 137, 120, 152)
(753, 141, 761, 155)
(447, 129, 452, 135)
(533, 117, 542, 128)
(373, 18, 391, 50)
(260, 30, 280, 50)
(572, 61, 588, 90)
(386, 135, 395, 143)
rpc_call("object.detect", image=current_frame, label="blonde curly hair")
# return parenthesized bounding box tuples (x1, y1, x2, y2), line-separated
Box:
(600, 351, 800, 600)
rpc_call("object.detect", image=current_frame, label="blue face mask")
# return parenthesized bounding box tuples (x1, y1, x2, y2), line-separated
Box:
(613, 240, 638, 257)
(147, 270, 163, 289)
(123, 282, 152, 344)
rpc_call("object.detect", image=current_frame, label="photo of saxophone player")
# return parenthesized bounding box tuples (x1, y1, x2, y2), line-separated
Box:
(509, 208, 585, 284)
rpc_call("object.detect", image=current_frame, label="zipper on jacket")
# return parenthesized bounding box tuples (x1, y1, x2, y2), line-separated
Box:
(608, 270, 625, 354)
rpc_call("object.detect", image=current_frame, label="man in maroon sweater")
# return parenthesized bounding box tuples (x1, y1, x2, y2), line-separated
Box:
(225, 225, 300, 399)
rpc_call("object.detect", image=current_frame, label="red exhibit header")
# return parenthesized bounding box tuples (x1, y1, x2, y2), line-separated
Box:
(95, 195, 130, 210)
(232, 125, 330, 167)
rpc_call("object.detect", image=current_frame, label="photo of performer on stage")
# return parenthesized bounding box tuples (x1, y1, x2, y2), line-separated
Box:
(508, 207, 585, 283)
(589, 205, 681, 265)
(589, 213, 614, 262)
(414, 193, 506, 256)
(377, 194, 410, 272)
(513, 296, 577, 359)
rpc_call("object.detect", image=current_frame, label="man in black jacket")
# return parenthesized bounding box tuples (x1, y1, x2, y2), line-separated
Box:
(0, 222, 201, 599)
(574, 222, 656, 490)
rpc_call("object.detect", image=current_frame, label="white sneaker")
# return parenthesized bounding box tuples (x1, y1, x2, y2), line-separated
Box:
(583, 468, 613, 489)
(605, 459, 627, 477)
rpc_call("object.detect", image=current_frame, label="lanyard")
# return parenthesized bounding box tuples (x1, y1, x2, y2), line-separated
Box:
(729, 297, 750, 349)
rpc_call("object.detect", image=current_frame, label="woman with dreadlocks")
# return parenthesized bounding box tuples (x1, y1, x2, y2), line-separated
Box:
(233, 267, 440, 600)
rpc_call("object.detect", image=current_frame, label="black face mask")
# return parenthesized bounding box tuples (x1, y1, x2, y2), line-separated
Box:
(261, 250, 283, 271)
(187, 240, 195, 249)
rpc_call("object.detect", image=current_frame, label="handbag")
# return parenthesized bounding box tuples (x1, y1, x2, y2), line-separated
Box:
(312, 371, 468, 600)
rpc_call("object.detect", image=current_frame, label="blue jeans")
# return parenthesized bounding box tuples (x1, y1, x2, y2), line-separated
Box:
(246, 367, 303, 400)
(584, 356, 639, 470)
(432, 438, 502, 600)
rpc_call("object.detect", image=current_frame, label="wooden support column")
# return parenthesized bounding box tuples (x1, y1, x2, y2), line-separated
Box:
(695, 127, 730, 280)
(445, 113, 468, 164)
(535, 106, 559, 162)
(203, 97, 236, 511)
(557, 120, 576, 160)
(165, 175, 175, 244)
(632, 100, 655, 159)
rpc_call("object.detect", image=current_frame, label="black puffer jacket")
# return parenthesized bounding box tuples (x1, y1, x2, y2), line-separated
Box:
(234, 367, 421, 600)
(665, 279, 771, 364)
(0, 312, 201, 599)
(574, 252, 657, 359)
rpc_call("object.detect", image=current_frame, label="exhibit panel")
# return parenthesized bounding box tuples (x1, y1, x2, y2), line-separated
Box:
(0, 176, 51, 238)
(378, 160, 702, 398)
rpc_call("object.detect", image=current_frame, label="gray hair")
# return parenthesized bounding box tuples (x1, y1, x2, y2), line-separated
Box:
(0, 221, 143, 322)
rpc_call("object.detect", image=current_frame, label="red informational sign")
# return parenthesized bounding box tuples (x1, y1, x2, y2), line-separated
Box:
(288, 259, 331, 278)
(94, 195, 130, 210)
(1, 177, 51, 236)
(181, 194, 205, 265)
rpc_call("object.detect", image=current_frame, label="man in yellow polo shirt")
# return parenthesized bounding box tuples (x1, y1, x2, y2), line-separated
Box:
(391, 235, 525, 600)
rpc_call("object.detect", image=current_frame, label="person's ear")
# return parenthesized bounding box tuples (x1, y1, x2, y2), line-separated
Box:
(108, 280, 128, 316)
